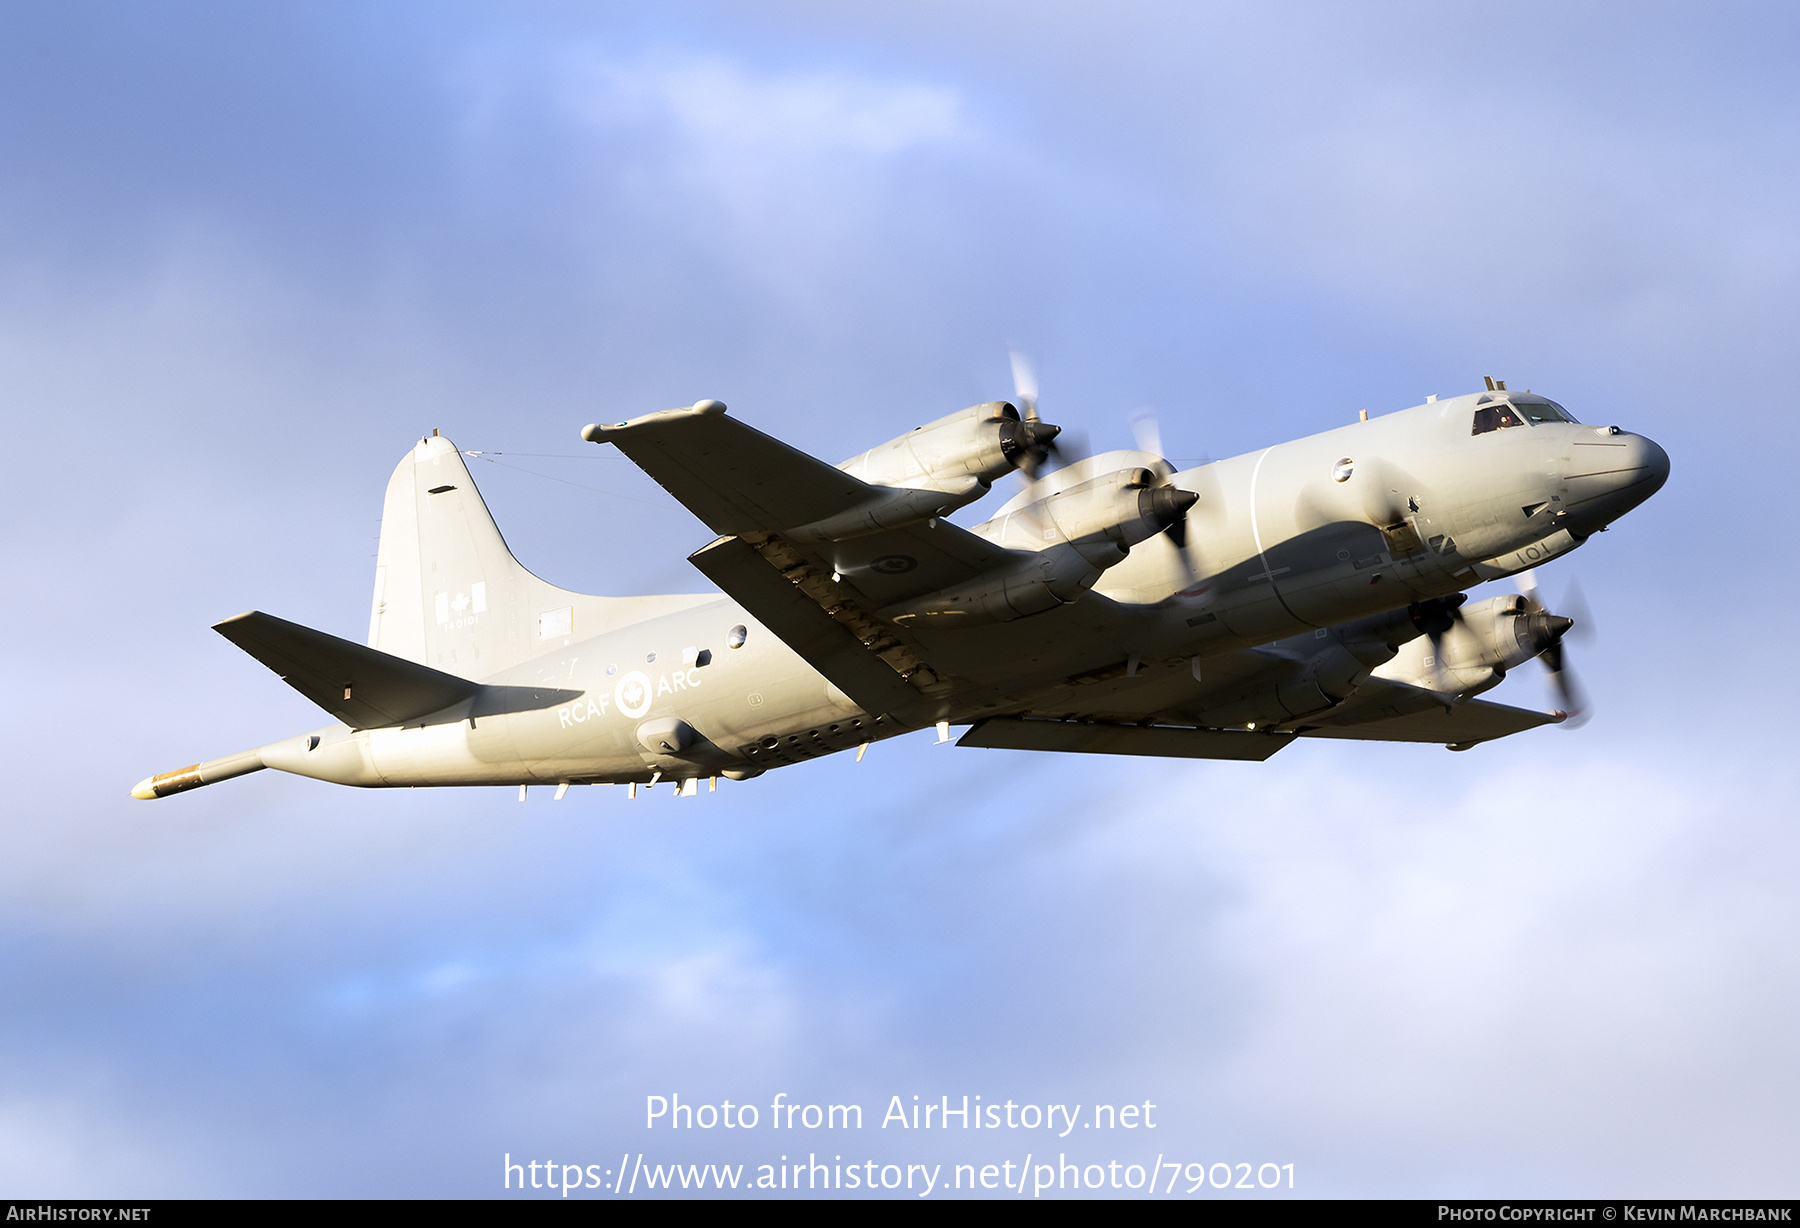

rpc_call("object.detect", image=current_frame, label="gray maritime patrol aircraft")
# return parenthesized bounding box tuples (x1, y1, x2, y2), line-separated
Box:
(133, 373, 1668, 802)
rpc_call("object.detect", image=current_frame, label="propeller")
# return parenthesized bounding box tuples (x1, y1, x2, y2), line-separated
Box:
(1555, 576, 1596, 645)
(1518, 569, 1592, 726)
(1411, 592, 1467, 644)
(1406, 594, 1468, 695)
(1129, 410, 1163, 459)
(1008, 348, 1084, 481)
(1006, 352, 1201, 589)
(1137, 406, 1227, 603)
(1125, 408, 1197, 551)
(1123, 406, 1208, 599)
(1008, 347, 1039, 420)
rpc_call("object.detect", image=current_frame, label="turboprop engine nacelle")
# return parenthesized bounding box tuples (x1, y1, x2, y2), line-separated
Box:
(883, 467, 1197, 627)
(795, 402, 1059, 542)
(1001, 468, 1199, 569)
(840, 401, 1055, 493)
(1374, 594, 1572, 698)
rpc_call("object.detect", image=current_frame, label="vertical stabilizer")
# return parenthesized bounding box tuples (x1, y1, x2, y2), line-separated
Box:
(368, 435, 713, 680)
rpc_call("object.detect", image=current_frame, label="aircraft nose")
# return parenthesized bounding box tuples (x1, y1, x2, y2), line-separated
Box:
(1634, 432, 1671, 492)
(1563, 428, 1670, 534)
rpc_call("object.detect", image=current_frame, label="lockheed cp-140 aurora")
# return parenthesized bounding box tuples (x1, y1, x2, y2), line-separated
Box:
(132, 371, 1668, 801)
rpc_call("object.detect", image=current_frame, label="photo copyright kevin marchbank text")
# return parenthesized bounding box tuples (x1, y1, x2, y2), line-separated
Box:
(502, 1093, 1295, 1197)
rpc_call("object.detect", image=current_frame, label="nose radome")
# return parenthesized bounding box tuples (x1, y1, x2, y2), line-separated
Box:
(1631, 432, 1671, 495)
(1563, 428, 1671, 535)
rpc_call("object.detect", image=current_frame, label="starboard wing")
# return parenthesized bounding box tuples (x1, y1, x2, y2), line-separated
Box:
(1292, 675, 1561, 747)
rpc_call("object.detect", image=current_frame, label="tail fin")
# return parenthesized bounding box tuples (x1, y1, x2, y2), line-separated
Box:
(368, 434, 708, 680)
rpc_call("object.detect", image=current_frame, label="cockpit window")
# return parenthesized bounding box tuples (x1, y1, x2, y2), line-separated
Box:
(1472, 404, 1524, 435)
(1513, 398, 1577, 424)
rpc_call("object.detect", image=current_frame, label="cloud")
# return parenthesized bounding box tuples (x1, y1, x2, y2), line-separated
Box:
(9, 730, 1794, 1194)
(0, 1095, 193, 1198)
(562, 53, 967, 158)
(1177, 746, 1800, 1193)
(535, 50, 983, 321)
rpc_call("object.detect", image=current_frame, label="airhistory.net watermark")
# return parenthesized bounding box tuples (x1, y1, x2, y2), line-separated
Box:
(501, 1089, 1298, 1198)
(644, 1092, 1159, 1135)
(504, 1152, 1295, 1196)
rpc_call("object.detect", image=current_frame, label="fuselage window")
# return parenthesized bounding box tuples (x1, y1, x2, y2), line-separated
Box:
(1472, 405, 1524, 435)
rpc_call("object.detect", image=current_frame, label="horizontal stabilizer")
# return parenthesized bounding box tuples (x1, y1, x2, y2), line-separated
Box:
(214, 611, 479, 729)
(959, 718, 1293, 761)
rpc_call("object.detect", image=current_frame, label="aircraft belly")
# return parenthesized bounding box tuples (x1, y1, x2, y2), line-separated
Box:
(1259, 522, 1393, 627)
(361, 704, 544, 785)
(1211, 586, 1305, 641)
(1014, 658, 1209, 721)
(506, 709, 640, 782)
(1004, 645, 1319, 728)
(695, 668, 866, 758)
(456, 609, 879, 781)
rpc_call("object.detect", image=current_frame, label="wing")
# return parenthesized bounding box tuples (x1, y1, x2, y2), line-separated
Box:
(958, 717, 1292, 760)
(583, 400, 876, 536)
(587, 401, 1019, 607)
(1292, 675, 1561, 748)
(589, 402, 1029, 714)
(948, 653, 1558, 759)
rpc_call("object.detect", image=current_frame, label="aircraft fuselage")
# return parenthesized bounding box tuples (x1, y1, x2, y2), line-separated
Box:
(230, 388, 1666, 793)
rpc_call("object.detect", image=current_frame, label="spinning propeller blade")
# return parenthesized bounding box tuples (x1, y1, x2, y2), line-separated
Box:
(1131, 410, 1197, 557)
(1130, 410, 1163, 459)
(1009, 349, 1038, 414)
(1007, 347, 1083, 483)
(1518, 569, 1592, 726)
(1005, 354, 1198, 584)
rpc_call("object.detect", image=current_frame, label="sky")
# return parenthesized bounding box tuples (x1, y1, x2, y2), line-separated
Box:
(1, 0, 1796, 1200)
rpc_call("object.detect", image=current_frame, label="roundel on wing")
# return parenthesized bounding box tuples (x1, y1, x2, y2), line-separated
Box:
(614, 670, 654, 719)
(870, 554, 917, 574)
